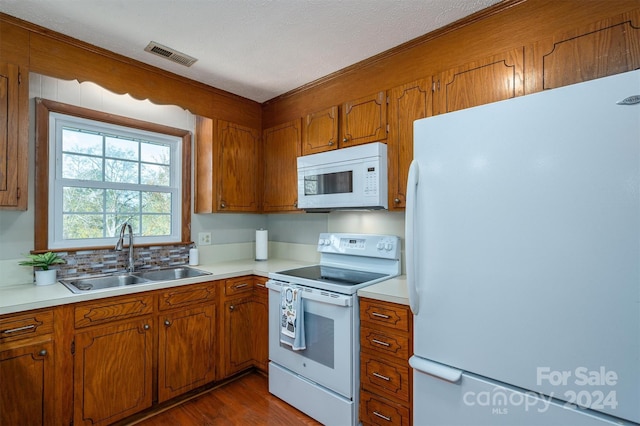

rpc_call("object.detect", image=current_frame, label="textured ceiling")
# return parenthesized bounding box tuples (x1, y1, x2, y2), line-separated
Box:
(0, 0, 501, 102)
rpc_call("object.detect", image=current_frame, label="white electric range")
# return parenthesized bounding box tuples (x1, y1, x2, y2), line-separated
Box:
(267, 232, 400, 426)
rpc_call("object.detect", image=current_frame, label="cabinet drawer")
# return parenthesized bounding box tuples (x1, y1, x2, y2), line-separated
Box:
(360, 389, 410, 426)
(75, 295, 154, 328)
(361, 326, 410, 360)
(0, 310, 53, 343)
(158, 282, 216, 311)
(361, 352, 410, 403)
(224, 276, 253, 297)
(360, 299, 410, 332)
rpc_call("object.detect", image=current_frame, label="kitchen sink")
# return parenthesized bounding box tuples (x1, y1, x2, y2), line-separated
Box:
(60, 266, 212, 294)
(135, 267, 210, 281)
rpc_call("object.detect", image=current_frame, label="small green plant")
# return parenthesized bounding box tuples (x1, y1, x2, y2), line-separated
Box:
(19, 252, 66, 270)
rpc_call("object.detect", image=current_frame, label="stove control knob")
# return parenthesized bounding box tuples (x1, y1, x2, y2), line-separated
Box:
(376, 241, 384, 250)
(385, 242, 394, 251)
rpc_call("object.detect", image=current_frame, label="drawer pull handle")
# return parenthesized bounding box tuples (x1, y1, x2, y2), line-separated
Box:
(2, 325, 36, 334)
(233, 283, 248, 289)
(373, 411, 392, 422)
(373, 372, 391, 381)
(372, 339, 391, 347)
(255, 283, 265, 288)
(372, 312, 390, 319)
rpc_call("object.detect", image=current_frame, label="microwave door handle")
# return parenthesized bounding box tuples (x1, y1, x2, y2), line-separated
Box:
(406, 160, 420, 315)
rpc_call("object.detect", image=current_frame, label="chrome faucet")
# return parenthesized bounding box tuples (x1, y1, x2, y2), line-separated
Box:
(115, 222, 135, 273)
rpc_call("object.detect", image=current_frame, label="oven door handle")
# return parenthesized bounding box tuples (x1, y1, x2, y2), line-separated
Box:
(267, 280, 352, 307)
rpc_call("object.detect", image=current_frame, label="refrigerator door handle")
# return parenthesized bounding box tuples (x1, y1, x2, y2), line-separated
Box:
(409, 356, 462, 383)
(406, 160, 420, 314)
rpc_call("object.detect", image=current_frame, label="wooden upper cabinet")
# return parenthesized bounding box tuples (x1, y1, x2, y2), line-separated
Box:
(341, 91, 387, 148)
(195, 116, 261, 213)
(215, 120, 261, 212)
(387, 78, 432, 211)
(0, 62, 28, 210)
(527, 9, 640, 93)
(302, 106, 338, 155)
(433, 47, 525, 115)
(263, 119, 302, 212)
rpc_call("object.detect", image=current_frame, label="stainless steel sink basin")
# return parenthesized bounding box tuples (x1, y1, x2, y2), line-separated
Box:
(135, 267, 211, 281)
(60, 266, 212, 294)
(60, 273, 151, 293)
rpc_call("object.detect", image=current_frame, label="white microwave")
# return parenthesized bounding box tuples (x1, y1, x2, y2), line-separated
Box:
(297, 142, 388, 211)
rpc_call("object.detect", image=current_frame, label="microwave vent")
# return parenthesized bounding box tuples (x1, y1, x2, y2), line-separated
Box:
(144, 41, 198, 67)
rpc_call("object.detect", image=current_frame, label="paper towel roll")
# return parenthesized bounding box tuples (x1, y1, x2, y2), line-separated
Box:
(256, 229, 268, 261)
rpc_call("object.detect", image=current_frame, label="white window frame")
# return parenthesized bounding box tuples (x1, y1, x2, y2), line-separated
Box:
(48, 112, 182, 249)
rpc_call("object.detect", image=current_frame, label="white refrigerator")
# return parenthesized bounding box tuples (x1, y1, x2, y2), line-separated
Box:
(406, 70, 640, 425)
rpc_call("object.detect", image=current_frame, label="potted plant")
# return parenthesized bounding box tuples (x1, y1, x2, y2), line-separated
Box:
(19, 252, 66, 286)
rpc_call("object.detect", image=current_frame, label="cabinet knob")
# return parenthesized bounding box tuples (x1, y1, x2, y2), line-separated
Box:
(143, 324, 150, 330)
(164, 320, 171, 327)
(39, 349, 47, 357)
(343, 137, 348, 143)
(394, 198, 401, 204)
(294, 201, 298, 208)
(220, 202, 227, 209)
(328, 140, 334, 146)
(229, 305, 235, 311)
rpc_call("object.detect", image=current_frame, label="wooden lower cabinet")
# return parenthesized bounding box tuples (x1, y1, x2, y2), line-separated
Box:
(0, 339, 54, 425)
(252, 277, 269, 372)
(222, 296, 255, 376)
(359, 298, 413, 426)
(1, 276, 270, 424)
(158, 305, 216, 402)
(219, 276, 270, 378)
(0, 309, 55, 425)
(74, 317, 154, 426)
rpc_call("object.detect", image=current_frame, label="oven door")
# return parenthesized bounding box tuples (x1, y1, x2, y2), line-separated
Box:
(267, 280, 354, 398)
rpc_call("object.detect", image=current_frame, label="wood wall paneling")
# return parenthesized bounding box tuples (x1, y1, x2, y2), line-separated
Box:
(0, 13, 261, 129)
(262, 0, 640, 128)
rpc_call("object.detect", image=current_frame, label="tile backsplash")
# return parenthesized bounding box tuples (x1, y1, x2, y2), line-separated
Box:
(53, 244, 194, 279)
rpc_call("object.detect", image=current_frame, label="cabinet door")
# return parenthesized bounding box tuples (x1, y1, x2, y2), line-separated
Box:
(0, 62, 27, 210)
(263, 119, 302, 212)
(527, 9, 640, 93)
(74, 318, 153, 426)
(253, 279, 269, 372)
(387, 78, 431, 210)
(0, 340, 54, 426)
(222, 297, 254, 377)
(341, 91, 387, 147)
(215, 119, 261, 212)
(302, 105, 339, 155)
(433, 47, 525, 115)
(158, 305, 216, 402)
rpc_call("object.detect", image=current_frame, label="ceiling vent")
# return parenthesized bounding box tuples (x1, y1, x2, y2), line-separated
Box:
(144, 41, 198, 67)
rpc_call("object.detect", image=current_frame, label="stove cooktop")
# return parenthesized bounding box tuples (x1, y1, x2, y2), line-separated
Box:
(269, 233, 401, 294)
(276, 265, 388, 287)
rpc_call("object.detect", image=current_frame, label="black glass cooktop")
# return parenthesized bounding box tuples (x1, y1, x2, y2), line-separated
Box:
(276, 265, 387, 286)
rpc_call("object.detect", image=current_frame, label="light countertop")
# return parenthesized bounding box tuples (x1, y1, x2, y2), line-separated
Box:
(357, 275, 409, 306)
(1, 259, 409, 315)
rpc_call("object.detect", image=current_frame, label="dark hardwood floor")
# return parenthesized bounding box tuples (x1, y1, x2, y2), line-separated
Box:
(131, 371, 323, 425)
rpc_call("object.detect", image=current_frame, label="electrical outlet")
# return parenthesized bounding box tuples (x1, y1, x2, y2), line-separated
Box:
(198, 232, 212, 246)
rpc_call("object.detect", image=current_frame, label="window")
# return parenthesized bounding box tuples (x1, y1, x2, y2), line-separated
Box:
(35, 99, 191, 250)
